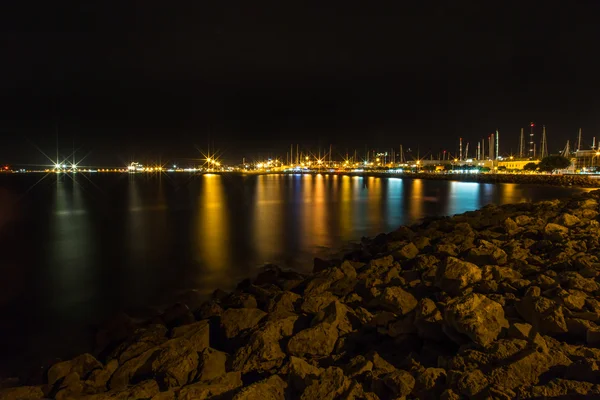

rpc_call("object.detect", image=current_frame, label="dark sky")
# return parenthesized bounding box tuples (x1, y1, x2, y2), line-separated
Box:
(1, 1, 600, 165)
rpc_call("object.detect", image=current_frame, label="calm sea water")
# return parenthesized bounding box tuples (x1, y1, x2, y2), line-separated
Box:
(0, 173, 590, 374)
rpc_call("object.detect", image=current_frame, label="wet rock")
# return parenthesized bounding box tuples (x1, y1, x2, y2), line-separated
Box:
(376, 286, 417, 315)
(436, 257, 482, 295)
(48, 353, 103, 386)
(304, 267, 345, 296)
(444, 293, 508, 346)
(220, 308, 267, 339)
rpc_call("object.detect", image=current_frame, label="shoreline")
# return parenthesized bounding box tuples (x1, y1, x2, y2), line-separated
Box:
(3, 191, 600, 398)
(4, 170, 600, 189)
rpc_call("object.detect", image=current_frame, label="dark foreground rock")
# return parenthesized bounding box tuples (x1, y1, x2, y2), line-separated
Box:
(4, 191, 600, 399)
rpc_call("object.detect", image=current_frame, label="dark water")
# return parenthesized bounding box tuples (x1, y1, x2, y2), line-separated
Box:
(0, 173, 590, 374)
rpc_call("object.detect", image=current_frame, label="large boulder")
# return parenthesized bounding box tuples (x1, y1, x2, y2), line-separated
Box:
(435, 257, 482, 295)
(108, 324, 168, 364)
(48, 353, 103, 386)
(232, 316, 298, 373)
(465, 241, 508, 265)
(171, 320, 210, 352)
(196, 348, 228, 382)
(376, 286, 418, 315)
(220, 308, 267, 339)
(280, 356, 321, 392)
(516, 287, 569, 335)
(444, 293, 508, 346)
(287, 323, 339, 358)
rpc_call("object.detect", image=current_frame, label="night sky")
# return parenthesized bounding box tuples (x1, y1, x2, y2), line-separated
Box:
(2, 2, 600, 165)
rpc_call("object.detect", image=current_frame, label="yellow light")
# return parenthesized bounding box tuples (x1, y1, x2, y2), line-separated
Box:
(305, 156, 309, 160)
(376, 158, 380, 162)
(215, 162, 220, 166)
(454, 158, 458, 162)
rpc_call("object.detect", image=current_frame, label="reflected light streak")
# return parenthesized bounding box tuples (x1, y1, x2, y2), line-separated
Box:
(410, 179, 424, 221)
(447, 181, 481, 216)
(252, 175, 283, 263)
(196, 174, 230, 276)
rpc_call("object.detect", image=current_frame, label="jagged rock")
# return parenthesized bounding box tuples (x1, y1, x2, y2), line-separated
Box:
(367, 352, 397, 376)
(85, 359, 118, 391)
(444, 293, 508, 346)
(561, 271, 600, 293)
(370, 255, 394, 268)
(232, 375, 287, 399)
(394, 242, 419, 260)
(287, 323, 339, 358)
(415, 298, 444, 341)
(376, 286, 417, 315)
(557, 213, 581, 227)
(267, 291, 301, 319)
(436, 257, 482, 295)
(304, 267, 345, 295)
(457, 369, 488, 398)
(300, 367, 351, 400)
(313, 300, 358, 335)
(222, 292, 258, 309)
(516, 287, 569, 335)
(465, 241, 508, 265)
(195, 300, 223, 319)
(414, 368, 447, 400)
(197, 347, 228, 382)
(171, 319, 210, 352)
(109, 324, 168, 364)
(300, 292, 338, 314)
(220, 307, 267, 339)
(519, 379, 600, 398)
(435, 243, 459, 257)
(0, 386, 44, 400)
(178, 372, 243, 400)
(280, 356, 321, 392)
(48, 353, 103, 385)
(110, 336, 198, 390)
(344, 355, 374, 378)
(79, 379, 160, 400)
(382, 369, 415, 397)
(232, 316, 298, 373)
(544, 223, 569, 241)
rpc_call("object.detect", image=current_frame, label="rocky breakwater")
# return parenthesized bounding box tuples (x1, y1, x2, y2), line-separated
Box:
(5, 192, 600, 399)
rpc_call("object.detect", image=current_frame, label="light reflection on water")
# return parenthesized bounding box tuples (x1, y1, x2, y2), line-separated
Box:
(0, 173, 592, 373)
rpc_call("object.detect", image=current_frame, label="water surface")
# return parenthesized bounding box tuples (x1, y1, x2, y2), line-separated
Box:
(0, 173, 589, 373)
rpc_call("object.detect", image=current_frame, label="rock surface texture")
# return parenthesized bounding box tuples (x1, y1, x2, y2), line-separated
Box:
(4, 190, 600, 399)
